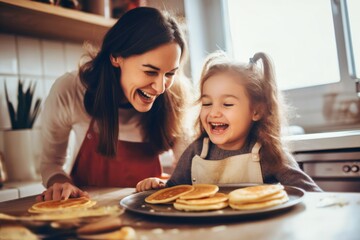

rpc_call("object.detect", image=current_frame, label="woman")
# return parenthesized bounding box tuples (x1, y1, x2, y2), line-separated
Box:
(37, 7, 192, 201)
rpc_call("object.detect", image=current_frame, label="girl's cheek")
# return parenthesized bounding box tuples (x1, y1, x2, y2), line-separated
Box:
(199, 112, 207, 124)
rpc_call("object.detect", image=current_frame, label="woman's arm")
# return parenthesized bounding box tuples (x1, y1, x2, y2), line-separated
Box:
(40, 74, 73, 187)
(41, 72, 90, 188)
(36, 173, 89, 201)
(38, 73, 92, 201)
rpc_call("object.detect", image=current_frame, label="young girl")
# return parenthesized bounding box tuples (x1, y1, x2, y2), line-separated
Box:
(136, 51, 322, 192)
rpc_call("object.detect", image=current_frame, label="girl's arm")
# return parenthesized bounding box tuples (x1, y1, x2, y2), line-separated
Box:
(135, 177, 166, 192)
(273, 153, 323, 192)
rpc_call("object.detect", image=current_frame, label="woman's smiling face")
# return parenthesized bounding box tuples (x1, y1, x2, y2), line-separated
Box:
(200, 72, 259, 150)
(114, 42, 181, 112)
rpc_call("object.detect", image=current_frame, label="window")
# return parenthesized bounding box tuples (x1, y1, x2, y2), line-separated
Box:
(347, 0, 360, 78)
(227, 0, 340, 90)
(225, 0, 360, 132)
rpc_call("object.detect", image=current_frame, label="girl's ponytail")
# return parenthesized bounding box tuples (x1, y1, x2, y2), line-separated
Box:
(250, 52, 288, 166)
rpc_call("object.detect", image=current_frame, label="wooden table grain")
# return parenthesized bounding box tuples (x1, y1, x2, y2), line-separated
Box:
(0, 188, 359, 240)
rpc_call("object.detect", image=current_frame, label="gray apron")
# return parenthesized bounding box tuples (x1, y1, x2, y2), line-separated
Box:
(191, 138, 263, 184)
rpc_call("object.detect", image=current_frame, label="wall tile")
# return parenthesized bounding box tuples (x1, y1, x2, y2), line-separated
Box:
(64, 42, 84, 72)
(43, 77, 56, 97)
(17, 36, 42, 76)
(0, 34, 18, 75)
(42, 40, 66, 77)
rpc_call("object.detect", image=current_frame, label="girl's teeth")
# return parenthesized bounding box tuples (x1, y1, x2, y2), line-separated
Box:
(211, 123, 226, 126)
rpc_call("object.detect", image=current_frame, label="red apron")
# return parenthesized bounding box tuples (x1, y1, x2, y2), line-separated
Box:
(71, 119, 162, 187)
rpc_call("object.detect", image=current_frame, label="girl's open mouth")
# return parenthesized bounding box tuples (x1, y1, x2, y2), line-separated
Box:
(210, 122, 229, 132)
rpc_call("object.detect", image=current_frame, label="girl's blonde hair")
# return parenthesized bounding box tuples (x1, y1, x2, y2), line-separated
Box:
(196, 50, 288, 166)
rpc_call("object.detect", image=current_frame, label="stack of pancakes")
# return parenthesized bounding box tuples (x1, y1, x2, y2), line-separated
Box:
(228, 184, 289, 210)
(28, 196, 97, 213)
(146, 184, 229, 212)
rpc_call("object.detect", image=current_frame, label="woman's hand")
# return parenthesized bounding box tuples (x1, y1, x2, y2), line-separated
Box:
(136, 177, 166, 192)
(36, 182, 89, 202)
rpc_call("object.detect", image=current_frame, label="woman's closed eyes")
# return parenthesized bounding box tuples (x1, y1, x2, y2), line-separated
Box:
(144, 71, 176, 78)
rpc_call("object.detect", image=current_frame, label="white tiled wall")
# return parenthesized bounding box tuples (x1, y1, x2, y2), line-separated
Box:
(0, 34, 17, 74)
(0, 33, 84, 150)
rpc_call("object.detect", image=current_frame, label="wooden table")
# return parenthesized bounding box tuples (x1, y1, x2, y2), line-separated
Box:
(0, 188, 359, 240)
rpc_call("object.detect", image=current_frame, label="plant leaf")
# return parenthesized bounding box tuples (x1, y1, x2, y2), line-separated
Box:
(8, 102, 17, 129)
(24, 82, 34, 127)
(17, 80, 26, 128)
(29, 98, 42, 128)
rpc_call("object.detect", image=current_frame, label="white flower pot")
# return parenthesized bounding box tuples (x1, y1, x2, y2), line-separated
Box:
(3, 129, 41, 181)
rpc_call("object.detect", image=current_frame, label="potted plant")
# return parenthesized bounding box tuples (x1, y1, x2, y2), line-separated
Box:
(3, 79, 42, 181)
(4, 80, 41, 129)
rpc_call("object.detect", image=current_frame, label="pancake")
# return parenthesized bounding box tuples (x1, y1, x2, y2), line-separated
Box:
(145, 185, 195, 204)
(0, 225, 39, 240)
(28, 197, 96, 213)
(176, 193, 228, 205)
(0, 213, 16, 220)
(230, 194, 289, 210)
(78, 226, 136, 240)
(174, 192, 228, 212)
(179, 184, 219, 200)
(246, 190, 287, 203)
(77, 216, 122, 235)
(229, 184, 284, 204)
(27, 205, 122, 221)
(173, 201, 228, 212)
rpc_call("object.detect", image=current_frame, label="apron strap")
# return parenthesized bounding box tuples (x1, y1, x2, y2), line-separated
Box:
(251, 142, 262, 154)
(200, 138, 210, 159)
(251, 142, 262, 162)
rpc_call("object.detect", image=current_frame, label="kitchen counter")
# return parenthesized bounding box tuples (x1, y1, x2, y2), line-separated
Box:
(0, 181, 45, 202)
(286, 130, 360, 152)
(0, 188, 359, 240)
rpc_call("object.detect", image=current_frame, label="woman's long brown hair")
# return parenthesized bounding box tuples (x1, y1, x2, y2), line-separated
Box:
(78, 7, 189, 157)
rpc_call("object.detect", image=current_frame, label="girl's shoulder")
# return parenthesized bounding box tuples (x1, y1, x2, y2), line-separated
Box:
(193, 137, 206, 149)
(183, 137, 205, 155)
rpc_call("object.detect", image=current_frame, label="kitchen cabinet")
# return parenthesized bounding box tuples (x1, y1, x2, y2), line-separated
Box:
(288, 130, 360, 192)
(0, 0, 117, 43)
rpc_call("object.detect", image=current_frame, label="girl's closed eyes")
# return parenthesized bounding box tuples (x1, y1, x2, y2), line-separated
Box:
(223, 103, 234, 107)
